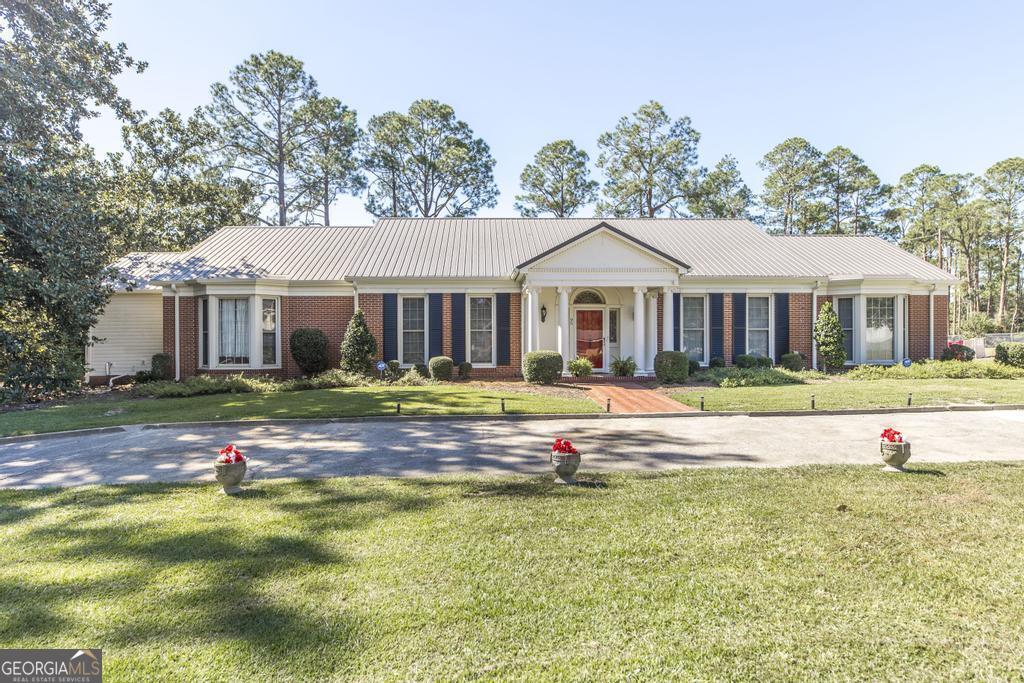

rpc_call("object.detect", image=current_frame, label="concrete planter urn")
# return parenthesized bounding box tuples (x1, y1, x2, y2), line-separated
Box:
(880, 428, 910, 472)
(551, 438, 581, 484)
(215, 443, 247, 494)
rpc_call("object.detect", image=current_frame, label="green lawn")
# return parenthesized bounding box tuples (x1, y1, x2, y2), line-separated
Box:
(672, 378, 1024, 412)
(0, 386, 600, 437)
(1, 464, 1022, 679)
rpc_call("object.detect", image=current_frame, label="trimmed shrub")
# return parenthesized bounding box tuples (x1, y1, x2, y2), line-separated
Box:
(780, 351, 805, 372)
(151, 353, 174, 381)
(735, 354, 757, 369)
(340, 309, 377, 374)
(814, 300, 847, 371)
(428, 356, 454, 381)
(610, 355, 638, 377)
(458, 362, 473, 380)
(654, 351, 689, 383)
(755, 356, 773, 368)
(709, 356, 725, 369)
(289, 328, 329, 375)
(414, 363, 430, 378)
(523, 351, 563, 384)
(995, 342, 1024, 368)
(567, 356, 593, 378)
(940, 343, 976, 362)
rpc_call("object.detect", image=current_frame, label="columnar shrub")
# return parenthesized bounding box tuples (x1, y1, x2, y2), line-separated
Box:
(814, 300, 847, 371)
(995, 342, 1024, 367)
(151, 352, 174, 381)
(339, 309, 377, 374)
(567, 356, 593, 378)
(523, 351, 563, 384)
(289, 328, 329, 375)
(428, 356, 454, 381)
(654, 351, 689, 383)
(780, 351, 805, 371)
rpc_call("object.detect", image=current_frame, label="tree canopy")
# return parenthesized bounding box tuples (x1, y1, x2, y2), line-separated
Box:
(515, 140, 597, 217)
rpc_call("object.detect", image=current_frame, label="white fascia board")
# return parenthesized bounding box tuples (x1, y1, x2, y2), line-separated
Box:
(162, 279, 354, 297)
(353, 278, 521, 293)
(674, 278, 818, 293)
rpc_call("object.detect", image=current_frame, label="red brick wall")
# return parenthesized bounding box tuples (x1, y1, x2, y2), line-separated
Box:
(908, 295, 930, 360)
(789, 293, 813, 363)
(723, 294, 733, 366)
(162, 295, 197, 379)
(441, 294, 453, 358)
(280, 296, 354, 376)
(933, 294, 949, 358)
(358, 294, 385, 362)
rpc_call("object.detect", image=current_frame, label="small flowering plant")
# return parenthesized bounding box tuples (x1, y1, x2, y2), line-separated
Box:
(552, 438, 579, 455)
(217, 443, 247, 464)
(880, 428, 904, 443)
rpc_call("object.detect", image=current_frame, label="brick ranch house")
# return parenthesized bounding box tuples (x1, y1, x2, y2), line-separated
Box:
(87, 218, 956, 383)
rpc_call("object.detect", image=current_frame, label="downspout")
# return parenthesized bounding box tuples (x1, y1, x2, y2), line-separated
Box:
(811, 280, 820, 370)
(172, 284, 181, 382)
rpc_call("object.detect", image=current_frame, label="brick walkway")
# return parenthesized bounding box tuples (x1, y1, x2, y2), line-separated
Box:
(582, 382, 695, 414)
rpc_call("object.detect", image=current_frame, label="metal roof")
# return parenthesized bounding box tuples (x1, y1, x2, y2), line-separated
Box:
(109, 252, 181, 291)
(145, 219, 957, 284)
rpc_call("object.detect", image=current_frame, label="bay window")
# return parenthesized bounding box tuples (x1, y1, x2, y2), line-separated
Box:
(866, 296, 895, 362)
(837, 297, 854, 361)
(681, 296, 705, 362)
(747, 296, 770, 358)
(218, 298, 250, 365)
(400, 296, 425, 365)
(469, 295, 494, 364)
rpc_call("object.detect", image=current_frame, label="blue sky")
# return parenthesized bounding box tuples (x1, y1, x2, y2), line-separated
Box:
(82, 0, 1024, 223)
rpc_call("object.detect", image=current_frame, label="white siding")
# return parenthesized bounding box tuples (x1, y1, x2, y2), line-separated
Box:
(86, 293, 164, 377)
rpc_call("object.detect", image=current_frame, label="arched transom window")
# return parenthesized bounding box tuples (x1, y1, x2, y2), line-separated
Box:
(573, 289, 605, 305)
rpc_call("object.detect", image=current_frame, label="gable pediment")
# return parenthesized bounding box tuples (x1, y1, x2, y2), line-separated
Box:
(516, 223, 689, 274)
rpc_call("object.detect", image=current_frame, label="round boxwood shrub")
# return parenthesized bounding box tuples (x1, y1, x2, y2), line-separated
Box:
(755, 355, 773, 368)
(458, 361, 473, 380)
(523, 351, 563, 384)
(780, 351, 805, 371)
(567, 356, 593, 378)
(151, 352, 174, 381)
(688, 359, 701, 375)
(940, 342, 976, 362)
(654, 351, 689, 383)
(735, 354, 757, 369)
(289, 327, 330, 375)
(995, 342, 1024, 367)
(428, 356, 453, 380)
(709, 356, 725, 368)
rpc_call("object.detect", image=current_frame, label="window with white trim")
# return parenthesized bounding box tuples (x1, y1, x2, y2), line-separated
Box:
(747, 296, 770, 358)
(262, 298, 278, 365)
(469, 295, 494, 364)
(401, 296, 425, 365)
(866, 296, 895, 361)
(199, 297, 210, 367)
(837, 297, 854, 361)
(218, 297, 250, 365)
(681, 296, 705, 362)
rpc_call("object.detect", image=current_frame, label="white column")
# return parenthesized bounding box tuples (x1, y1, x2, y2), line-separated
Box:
(646, 293, 658, 370)
(633, 286, 646, 371)
(528, 287, 542, 352)
(662, 288, 675, 352)
(557, 287, 570, 371)
(929, 291, 936, 360)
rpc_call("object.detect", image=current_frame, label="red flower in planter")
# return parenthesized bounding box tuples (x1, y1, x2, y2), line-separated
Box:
(217, 443, 247, 464)
(552, 438, 579, 455)
(880, 428, 904, 443)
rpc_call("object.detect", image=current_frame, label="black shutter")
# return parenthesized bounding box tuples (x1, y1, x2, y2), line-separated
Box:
(732, 293, 746, 362)
(382, 294, 398, 362)
(428, 293, 443, 359)
(710, 293, 724, 361)
(774, 293, 790, 363)
(450, 293, 466, 364)
(673, 292, 681, 352)
(496, 293, 511, 365)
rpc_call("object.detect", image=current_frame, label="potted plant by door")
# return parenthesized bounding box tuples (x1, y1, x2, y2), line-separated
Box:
(880, 428, 910, 472)
(550, 438, 581, 484)
(215, 443, 248, 494)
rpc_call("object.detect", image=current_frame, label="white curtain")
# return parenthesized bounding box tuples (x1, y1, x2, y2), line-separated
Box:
(219, 298, 250, 363)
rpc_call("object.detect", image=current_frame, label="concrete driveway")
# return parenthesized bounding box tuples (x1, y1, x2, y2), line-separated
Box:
(2, 409, 1023, 488)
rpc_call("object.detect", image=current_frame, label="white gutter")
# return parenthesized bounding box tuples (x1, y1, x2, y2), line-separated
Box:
(171, 284, 181, 382)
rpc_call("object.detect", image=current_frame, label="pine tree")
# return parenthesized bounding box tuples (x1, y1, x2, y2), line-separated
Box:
(339, 309, 377, 373)
(814, 301, 847, 372)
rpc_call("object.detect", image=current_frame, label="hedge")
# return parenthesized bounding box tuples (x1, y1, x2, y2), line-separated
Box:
(523, 351, 563, 384)
(654, 351, 689, 383)
(995, 342, 1024, 368)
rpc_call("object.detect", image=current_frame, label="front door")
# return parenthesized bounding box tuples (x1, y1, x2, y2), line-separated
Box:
(576, 309, 604, 369)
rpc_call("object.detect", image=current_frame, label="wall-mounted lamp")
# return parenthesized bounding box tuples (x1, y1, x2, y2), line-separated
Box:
(540, 305, 547, 322)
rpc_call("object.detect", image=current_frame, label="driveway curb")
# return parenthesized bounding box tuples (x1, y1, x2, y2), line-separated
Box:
(3, 403, 1023, 445)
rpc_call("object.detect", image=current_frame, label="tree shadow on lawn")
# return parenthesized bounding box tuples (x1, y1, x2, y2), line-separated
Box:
(1, 481, 442, 674)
